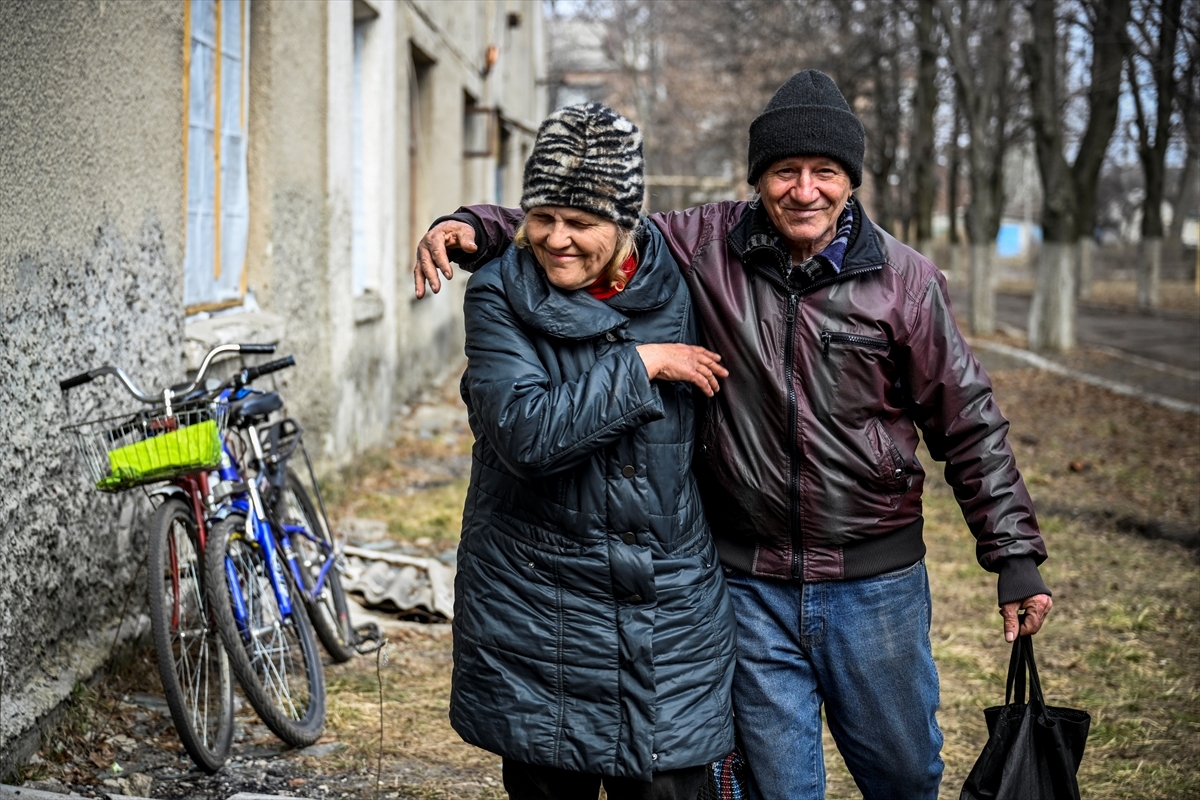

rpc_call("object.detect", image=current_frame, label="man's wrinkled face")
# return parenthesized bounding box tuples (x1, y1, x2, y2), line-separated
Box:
(757, 156, 853, 262)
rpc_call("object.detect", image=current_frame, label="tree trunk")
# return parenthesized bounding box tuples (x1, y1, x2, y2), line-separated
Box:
(969, 243, 995, 335)
(1023, 0, 1130, 350)
(1129, 0, 1181, 310)
(1165, 137, 1197, 265)
(1028, 241, 1076, 351)
(950, 240, 966, 278)
(1138, 237, 1162, 308)
(946, 103, 961, 272)
(1077, 235, 1096, 299)
(912, 0, 938, 253)
(965, 151, 1000, 335)
(940, 0, 1014, 338)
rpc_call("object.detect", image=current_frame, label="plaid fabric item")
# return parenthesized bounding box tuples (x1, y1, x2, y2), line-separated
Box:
(700, 750, 749, 800)
(815, 202, 854, 274)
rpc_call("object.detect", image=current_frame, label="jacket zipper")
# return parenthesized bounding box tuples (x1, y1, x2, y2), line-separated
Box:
(820, 330, 891, 359)
(784, 291, 802, 580)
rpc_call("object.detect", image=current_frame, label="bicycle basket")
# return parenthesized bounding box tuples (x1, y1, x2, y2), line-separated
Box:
(65, 400, 229, 492)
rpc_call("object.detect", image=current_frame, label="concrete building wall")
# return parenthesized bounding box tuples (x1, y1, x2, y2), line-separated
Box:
(244, 0, 335, 452)
(0, 0, 186, 773)
(0, 0, 544, 774)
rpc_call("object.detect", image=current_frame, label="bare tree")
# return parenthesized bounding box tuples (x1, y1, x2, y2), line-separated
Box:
(854, 0, 910, 235)
(577, 0, 932, 224)
(1165, 2, 1199, 269)
(1126, 0, 1184, 307)
(1023, 0, 1130, 351)
(939, 0, 1022, 335)
(912, 0, 940, 256)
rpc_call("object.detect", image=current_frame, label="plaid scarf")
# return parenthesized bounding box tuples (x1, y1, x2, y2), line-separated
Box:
(702, 750, 749, 800)
(815, 202, 854, 274)
(743, 199, 856, 286)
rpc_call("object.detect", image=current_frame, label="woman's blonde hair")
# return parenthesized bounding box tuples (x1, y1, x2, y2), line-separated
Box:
(516, 216, 641, 294)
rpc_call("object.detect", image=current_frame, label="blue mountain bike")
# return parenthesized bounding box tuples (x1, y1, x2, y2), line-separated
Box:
(60, 343, 278, 771)
(203, 360, 375, 745)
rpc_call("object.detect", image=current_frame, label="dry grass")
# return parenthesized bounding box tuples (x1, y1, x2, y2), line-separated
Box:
(324, 366, 1198, 799)
(322, 381, 474, 554)
(993, 278, 1200, 316)
(821, 368, 1200, 798)
(1083, 280, 1200, 315)
(25, 364, 1195, 799)
(320, 630, 506, 799)
(995, 369, 1200, 532)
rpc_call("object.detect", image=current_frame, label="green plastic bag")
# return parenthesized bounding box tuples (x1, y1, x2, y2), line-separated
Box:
(98, 419, 220, 490)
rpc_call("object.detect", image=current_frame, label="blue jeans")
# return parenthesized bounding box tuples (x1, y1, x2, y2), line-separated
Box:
(726, 560, 943, 800)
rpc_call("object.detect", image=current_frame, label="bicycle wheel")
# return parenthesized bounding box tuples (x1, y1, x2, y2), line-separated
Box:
(147, 497, 234, 772)
(205, 513, 325, 746)
(279, 468, 356, 662)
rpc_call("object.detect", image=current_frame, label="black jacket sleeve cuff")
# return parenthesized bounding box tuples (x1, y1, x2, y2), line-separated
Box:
(431, 212, 489, 272)
(996, 556, 1051, 606)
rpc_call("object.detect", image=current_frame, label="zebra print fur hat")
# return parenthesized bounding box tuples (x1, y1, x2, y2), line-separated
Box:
(521, 103, 644, 229)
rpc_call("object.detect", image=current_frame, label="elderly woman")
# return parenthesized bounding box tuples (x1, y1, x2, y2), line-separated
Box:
(448, 103, 736, 800)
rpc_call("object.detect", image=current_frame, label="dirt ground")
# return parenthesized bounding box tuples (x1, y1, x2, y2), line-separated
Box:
(15, 358, 1200, 799)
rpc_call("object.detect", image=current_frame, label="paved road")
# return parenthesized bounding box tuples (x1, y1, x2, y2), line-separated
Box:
(948, 287, 1200, 407)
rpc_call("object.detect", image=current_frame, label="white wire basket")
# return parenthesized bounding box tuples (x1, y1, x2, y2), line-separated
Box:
(64, 400, 229, 492)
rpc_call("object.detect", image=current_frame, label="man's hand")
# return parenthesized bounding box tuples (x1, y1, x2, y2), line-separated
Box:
(636, 344, 729, 397)
(414, 220, 477, 299)
(1000, 593, 1053, 642)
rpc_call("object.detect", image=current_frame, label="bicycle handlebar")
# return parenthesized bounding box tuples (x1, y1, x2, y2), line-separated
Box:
(59, 368, 106, 392)
(58, 365, 158, 402)
(59, 343, 279, 402)
(235, 356, 295, 387)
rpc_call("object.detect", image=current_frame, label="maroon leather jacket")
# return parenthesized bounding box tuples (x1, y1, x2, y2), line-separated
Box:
(446, 198, 1049, 604)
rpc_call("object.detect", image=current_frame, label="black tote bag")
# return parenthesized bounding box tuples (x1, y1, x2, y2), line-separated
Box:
(960, 635, 1091, 800)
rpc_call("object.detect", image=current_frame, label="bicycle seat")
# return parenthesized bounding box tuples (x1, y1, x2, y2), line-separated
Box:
(229, 392, 283, 427)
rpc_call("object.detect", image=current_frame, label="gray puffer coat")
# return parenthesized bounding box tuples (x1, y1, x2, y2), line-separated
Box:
(451, 222, 736, 780)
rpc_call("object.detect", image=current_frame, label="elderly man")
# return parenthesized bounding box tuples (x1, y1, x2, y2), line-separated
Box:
(415, 70, 1052, 800)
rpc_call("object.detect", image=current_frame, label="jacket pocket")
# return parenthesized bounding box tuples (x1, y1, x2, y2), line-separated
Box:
(865, 416, 911, 499)
(488, 508, 591, 556)
(698, 395, 725, 461)
(820, 330, 891, 359)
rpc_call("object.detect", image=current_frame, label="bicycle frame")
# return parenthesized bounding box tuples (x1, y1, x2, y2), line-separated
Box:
(218, 416, 339, 640)
(219, 432, 295, 639)
(162, 473, 211, 629)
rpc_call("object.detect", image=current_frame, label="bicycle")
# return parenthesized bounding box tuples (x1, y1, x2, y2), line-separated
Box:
(59, 342, 277, 772)
(203, 361, 378, 746)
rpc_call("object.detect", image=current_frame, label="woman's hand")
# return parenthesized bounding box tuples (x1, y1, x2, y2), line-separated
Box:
(636, 344, 729, 397)
(414, 220, 477, 299)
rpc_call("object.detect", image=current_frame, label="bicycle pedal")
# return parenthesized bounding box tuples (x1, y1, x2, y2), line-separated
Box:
(353, 622, 384, 654)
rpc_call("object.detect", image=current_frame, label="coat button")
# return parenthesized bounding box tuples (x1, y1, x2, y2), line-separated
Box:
(629, 593, 643, 603)
(605, 332, 617, 342)
(621, 465, 635, 478)
(622, 532, 636, 545)
(651, 753, 658, 761)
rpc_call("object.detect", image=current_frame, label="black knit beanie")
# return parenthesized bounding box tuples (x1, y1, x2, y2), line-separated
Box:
(747, 70, 865, 188)
(521, 103, 644, 229)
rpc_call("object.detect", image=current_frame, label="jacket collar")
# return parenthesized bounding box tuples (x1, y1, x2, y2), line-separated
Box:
(501, 223, 678, 340)
(728, 195, 885, 292)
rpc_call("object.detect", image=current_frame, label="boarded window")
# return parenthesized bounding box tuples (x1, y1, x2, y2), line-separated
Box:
(184, 0, 250, 311)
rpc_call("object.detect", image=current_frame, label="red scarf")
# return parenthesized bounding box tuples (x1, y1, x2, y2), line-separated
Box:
(585, 252, 638, 301)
